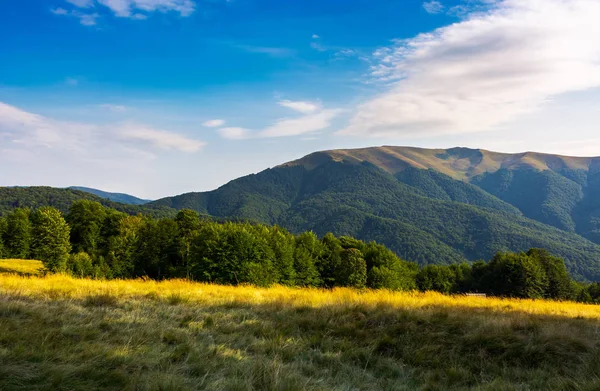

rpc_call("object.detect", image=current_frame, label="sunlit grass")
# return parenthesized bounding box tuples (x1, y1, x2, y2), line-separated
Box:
(2, 259, 600, 390)
(0, 259, 43, 276)
(2, 271, 600, 319)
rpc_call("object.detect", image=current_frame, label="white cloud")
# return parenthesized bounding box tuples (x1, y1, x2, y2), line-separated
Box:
(310, 42, 327, 52)
(216, 102, 343, 140)
(100, 104, 127, 112)
(335, 49, 356, 57)
(202, 119, 225, 127)
(52, 7, 99, 25)
(235, 44, 296, 57)
(55, 0, 195, 20)
(259, 109, 343, 138)
(0, 102, 205, 156)
(66, 0, 94, 7)
(51, 7, 69, 15)
(0, 102, 96, 152)
(119, 123, 205, 152)
(312, 34, 320, 39)
(278, 100, 321, 114)
(96, 0, 195, 17)
(218, 127, 250, 140)
(423, 1, 445, 14)
(340, 0, 600, 138)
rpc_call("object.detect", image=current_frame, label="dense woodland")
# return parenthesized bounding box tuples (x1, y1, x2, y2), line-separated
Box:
(2, 200, 600, 303)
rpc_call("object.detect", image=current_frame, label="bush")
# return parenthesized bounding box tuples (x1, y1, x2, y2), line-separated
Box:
(67, 252, 94, 278)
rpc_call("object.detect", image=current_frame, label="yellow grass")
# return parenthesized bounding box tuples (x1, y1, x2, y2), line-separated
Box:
(0, 259, 44, 276)
(3, 259, 600, 390)
(1, 267, 599, 320)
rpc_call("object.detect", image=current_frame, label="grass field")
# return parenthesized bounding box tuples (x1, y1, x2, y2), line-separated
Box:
(2, 260, 600, 390)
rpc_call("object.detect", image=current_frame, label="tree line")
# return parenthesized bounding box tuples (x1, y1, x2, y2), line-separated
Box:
(1, 200, 600, 303)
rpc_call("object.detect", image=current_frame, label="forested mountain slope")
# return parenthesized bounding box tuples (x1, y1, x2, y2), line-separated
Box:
(0, 187, 174, 218)
(284, 147, 600, 242)
(68, 187, 151, 205)
(151, 150, 600, 281)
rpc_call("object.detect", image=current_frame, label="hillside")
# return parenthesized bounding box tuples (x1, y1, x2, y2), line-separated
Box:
(0, 187, 174, 218)
(2, 264, 600, 390)
(285, 147, 600, 242)
(68, 186, 151, 205)
(150, 150, 600, 281)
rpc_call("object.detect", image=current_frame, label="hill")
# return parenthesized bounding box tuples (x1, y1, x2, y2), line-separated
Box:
(285, 147, 600, 242)
(2, 265, 600, 390)
(151, 148, 600, 280)
(68, 186, 151, 205)
(0, 187, 174, 218)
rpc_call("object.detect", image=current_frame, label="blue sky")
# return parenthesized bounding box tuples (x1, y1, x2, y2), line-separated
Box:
(2, 0, 600, 199)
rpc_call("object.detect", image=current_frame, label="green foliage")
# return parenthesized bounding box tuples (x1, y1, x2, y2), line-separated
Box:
(335, 248, 367, 288)
(66, 252, 94, 277)
(293, 231, 323, 287)
(30, 207, 71, 273)
(416, 265, 456, 294)
(0, 217, 5, 258)
(2, 208, 31, 259)
(67, 200, 107, 256)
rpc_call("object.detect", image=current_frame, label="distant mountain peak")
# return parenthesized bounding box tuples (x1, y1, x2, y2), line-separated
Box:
(282, 146, 600, 181)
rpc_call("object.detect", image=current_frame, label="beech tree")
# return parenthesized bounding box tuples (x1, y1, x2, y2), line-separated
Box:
(30, 207, 71, 272)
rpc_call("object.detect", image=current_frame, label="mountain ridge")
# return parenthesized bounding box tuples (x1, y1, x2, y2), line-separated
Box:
(281, 146, 600, 180)
(68, 186, 152, 205)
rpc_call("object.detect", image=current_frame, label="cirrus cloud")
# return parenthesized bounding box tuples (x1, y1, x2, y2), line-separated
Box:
(340, 0, 600, 138)
(202, 119, 225, 128)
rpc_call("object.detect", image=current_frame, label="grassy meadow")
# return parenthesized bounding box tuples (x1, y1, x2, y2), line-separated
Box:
(2, 260, 600, 390)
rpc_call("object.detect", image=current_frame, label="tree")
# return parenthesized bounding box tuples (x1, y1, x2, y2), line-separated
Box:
(293, 231, 323, 287)
(67, 252, 94, 277)
(335, 248, 367, 288)
(527, 248, 574, 300)
(363, 242, 417, 290)
(106, 215, 144, 278)
(30, 207, 71, 272)
(67, 200, 107, 256)
(175, 209, 200, 278)
(266, 226, 296, 285)
(133, 218, 178, 279)
(482, 252, 547, 299)
(416, 265, 456, 293)
(0, 217, 6, 258)
(319, 233, 343, 287)
(3, 208, 31, 259)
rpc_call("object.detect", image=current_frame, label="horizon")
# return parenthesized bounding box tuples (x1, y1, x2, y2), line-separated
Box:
(3, 0, 600, 199)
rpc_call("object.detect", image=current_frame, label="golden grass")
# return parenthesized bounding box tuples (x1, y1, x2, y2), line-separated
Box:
(1, 272, 600, 320)
(3, 260, 600, 390)
(0, 259, 44, 276)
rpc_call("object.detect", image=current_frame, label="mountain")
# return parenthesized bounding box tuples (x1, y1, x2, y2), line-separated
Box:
(285, 147, 600, 242)
(150, 147, 600, 281)
(0, 187, 174, 218)
(68, 186, 152, 205)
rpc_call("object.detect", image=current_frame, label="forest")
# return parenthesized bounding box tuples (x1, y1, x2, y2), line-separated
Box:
(2, 199, 600, 303)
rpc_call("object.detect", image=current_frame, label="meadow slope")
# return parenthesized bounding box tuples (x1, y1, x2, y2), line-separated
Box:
(2, 260, 600, 390)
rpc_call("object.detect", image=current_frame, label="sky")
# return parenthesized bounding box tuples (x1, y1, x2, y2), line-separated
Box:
(2, 0, 600, 199)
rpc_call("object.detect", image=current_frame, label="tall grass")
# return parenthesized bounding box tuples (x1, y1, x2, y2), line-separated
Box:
(2, 260, 600, 390)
